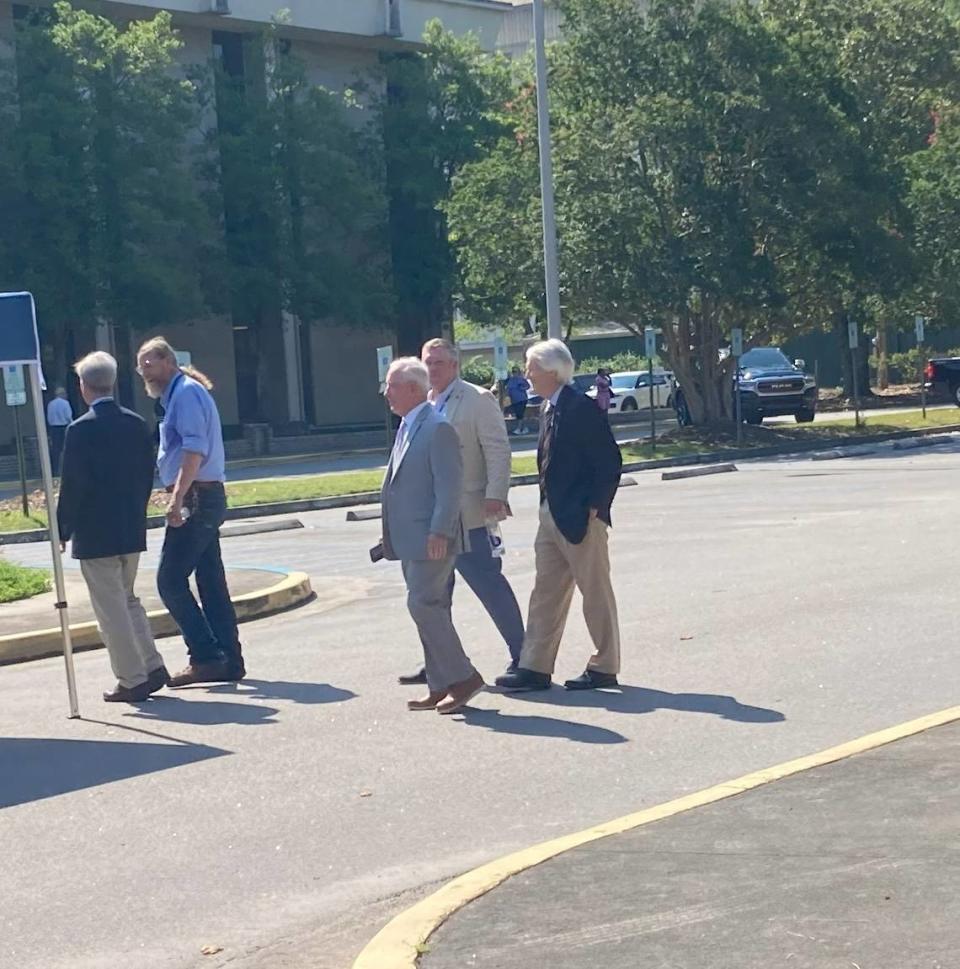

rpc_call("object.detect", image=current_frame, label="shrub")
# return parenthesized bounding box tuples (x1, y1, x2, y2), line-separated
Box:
(0, 559, 51, 604)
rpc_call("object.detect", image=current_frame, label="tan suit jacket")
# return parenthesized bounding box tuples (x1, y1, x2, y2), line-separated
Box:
(438, 378, 512, 531)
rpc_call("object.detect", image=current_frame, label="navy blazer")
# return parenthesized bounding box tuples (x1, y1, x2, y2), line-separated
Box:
(56, 400, 156, 560)
(539, 385, 623, 544)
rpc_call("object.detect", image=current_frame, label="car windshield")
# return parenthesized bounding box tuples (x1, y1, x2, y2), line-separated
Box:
(739, 348, 792, 370)
(611, 374, 637, 389)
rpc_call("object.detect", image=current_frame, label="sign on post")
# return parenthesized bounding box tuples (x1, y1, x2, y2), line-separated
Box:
(915, 315, 925, 344)
(376, 345, 394, 386)
(3, 364, 26, 406)
(1, 292, 79, 718)
(848, 319, 859, 349)
(493, 333, 509, 380)
(644, 327, 657, 360)
(730, 328, 743, 358)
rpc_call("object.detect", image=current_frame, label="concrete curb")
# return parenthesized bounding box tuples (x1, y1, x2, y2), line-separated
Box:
(3, 424, 959, 547)
(0, 570, 313, 666)
(661, 463, 737, 481)
(351, 705, 960, 969)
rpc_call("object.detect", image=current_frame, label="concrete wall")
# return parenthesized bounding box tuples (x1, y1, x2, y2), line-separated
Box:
(308, 323, 394, 426)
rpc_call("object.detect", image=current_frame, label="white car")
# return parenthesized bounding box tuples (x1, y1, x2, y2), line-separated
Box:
(588, 370, 674, 412)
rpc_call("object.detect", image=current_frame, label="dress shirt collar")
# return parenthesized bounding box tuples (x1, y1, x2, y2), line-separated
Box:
(543, 385, 565, 410)
(161, 371, 185, 410)
(431, 379, 458, 413)
(402, 400, 430, 429)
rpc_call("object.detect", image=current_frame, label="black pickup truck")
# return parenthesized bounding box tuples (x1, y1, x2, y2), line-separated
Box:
(923, 358, 960, 405)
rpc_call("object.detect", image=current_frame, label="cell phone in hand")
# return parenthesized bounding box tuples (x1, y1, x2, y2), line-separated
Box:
(369, 542, 384, 563)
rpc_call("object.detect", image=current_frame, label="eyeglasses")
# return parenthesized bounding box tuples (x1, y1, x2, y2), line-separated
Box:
(136, 358, 159, 376)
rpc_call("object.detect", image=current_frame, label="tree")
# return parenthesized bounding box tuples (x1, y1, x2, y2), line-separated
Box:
(380, 20, 512, 354)
(449, 0, 910, 423)
(0, 3, 216, 401)
(203, 27, 394, 423)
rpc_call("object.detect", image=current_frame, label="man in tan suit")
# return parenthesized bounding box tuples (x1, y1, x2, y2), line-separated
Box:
(397, 338, 525, 685)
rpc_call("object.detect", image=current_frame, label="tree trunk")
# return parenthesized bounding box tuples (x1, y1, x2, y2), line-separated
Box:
(876, 321, 889, 390)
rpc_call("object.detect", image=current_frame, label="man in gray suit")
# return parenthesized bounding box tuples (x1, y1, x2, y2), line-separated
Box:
(398, 338, 524, 685)
(380, 357, 485, 714)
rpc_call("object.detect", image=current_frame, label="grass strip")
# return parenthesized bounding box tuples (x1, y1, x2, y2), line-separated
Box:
(0, 559, 51, 603)
(0, 408, 955, 534)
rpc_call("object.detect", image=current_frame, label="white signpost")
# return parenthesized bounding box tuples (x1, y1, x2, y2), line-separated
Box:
(848, 319, 861, 427)
(3, 364, 29, 515)
(493, 333, 509, 381)
(916, 316, 927, 418)
(376, 344, 395, 449)
(0, 292, 78, 717)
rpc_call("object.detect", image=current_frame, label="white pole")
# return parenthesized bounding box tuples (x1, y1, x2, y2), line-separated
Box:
(28, 363, 79, 718)
(532, 0, 562, 340)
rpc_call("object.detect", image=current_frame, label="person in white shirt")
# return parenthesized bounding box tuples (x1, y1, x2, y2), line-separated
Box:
(46, 387, 73, 475)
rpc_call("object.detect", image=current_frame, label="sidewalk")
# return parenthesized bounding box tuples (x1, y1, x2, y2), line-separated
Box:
(421, 719, 959, 969)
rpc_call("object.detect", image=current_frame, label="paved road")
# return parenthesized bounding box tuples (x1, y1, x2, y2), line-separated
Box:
(424, 720, 960, 969)
(2, 437, 959, 969)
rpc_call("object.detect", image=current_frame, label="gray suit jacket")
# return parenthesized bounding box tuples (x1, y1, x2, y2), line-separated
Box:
(381, 404, 466, 561)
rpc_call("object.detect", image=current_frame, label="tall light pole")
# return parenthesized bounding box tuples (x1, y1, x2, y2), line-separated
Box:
(532, 0, 561, 339)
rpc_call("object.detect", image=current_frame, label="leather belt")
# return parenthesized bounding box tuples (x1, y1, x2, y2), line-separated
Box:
(164, 481, 223, 493)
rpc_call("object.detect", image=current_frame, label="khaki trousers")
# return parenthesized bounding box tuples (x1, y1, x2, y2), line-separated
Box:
(519, 503, 621, 676)
(80, 553, 164, 688)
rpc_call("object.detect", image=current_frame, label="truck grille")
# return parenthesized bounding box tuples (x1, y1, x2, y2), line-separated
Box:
(758, 378, 804, 394)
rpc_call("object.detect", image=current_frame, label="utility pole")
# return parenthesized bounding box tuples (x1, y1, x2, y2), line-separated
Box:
(532, 0, 561, 339)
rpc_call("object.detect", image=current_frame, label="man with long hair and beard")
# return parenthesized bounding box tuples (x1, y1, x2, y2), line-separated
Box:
(136, 337, 245, 686)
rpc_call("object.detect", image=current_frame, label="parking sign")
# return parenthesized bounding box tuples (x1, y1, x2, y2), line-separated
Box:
(644, 327, 657, 359)
(730, 328, 743, 358)
(848, 319, 859, 349)
(493, 334, 508, 380)
(3, 364, 26, 406)
(376, 345, 394, 384)
(915, 315, 925, 344)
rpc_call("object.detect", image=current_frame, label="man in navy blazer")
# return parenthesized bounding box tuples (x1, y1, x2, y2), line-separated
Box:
(496, 339, 623, 693)
(57, 351, 168, 703)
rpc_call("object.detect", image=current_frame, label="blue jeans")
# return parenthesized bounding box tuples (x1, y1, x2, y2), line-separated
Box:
(454, 526, 525, 665)
(157, 484, 240, 666)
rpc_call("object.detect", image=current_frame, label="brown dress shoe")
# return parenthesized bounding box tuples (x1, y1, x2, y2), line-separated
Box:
(407, 691, 447, 711)
(145, 665, 169, 695)
(168, 661, 231, 688)
(436, 672, 485, 715)
(103, 681, 152, 703)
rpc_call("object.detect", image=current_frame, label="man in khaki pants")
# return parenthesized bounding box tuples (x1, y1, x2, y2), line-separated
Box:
(496, 339, 623, 692)
(57, 352, 167, 703)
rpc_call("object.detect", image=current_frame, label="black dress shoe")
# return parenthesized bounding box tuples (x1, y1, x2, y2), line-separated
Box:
(103, 681, 152, 703)
(494, 667, 552, 691)
(398, 668, 427, 686)
(145, 665, 169, 695)
(564, 670, 619, 690)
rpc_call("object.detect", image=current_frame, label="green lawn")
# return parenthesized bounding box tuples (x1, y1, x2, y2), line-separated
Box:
(0, 408, 956, 534)
(0, 559, 51, 603)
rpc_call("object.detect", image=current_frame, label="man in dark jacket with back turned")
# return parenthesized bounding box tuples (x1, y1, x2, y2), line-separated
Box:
(496, 339, 623, 693)
(57, 351, 167, 703)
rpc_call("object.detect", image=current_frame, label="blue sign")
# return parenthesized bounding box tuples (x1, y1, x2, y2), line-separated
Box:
(0, 293, 40, 365)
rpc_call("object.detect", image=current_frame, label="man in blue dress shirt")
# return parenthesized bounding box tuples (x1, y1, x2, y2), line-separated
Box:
(136, 336, 245, 687)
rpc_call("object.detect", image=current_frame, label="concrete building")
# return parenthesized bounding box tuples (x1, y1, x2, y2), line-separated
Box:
(0, 0, 512, 467)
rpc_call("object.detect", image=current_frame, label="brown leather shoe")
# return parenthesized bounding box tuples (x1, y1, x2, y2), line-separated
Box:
(407, 690, 447, 711)
(436, 672, 485, 715)
(168, 661, 231, 688)
(103, 681, 152, 703)
(145, 665, 169, 695)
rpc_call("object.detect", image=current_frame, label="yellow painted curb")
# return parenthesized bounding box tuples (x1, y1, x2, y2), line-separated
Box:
(353, 704, 960, 969)
(0, 570, 312, 666)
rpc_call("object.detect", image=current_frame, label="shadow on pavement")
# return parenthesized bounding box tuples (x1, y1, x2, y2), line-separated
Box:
(511, 686, 785, 723)
(0, 736, 228, 809)
(205, 679, 357, 705)
(455, 707, 627, 744)
(125, 696, 280, 726)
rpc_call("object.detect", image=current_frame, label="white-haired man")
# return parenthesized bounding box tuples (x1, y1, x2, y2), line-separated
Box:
(496, 339, 623, 692)
(57, 352, 167, 702)
(379, 357, 485, 714)
(395, 338, 523, 686)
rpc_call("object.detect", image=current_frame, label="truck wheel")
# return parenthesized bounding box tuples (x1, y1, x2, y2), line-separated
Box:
(795, 409, 816, 423)
(745, 412, 763, 425)
(952, 383, 960, 407)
